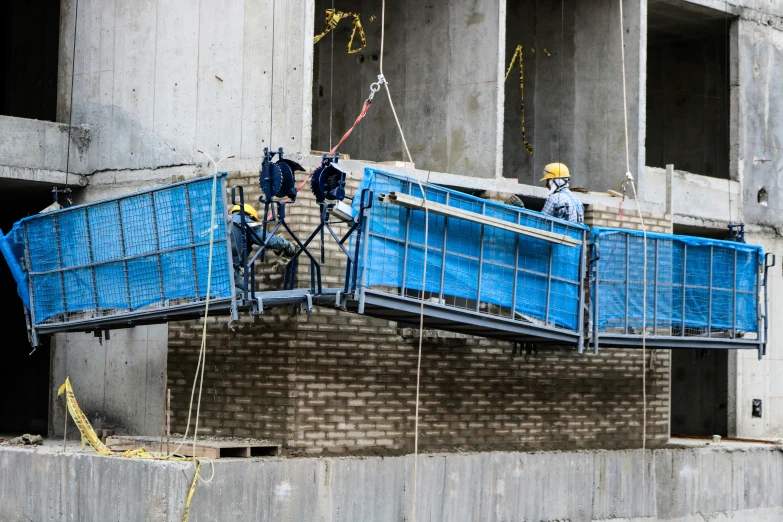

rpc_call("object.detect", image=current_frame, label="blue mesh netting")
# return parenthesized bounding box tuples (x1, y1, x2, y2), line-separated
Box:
(13, 175, 232, 326)
(353, 169, 587, 331)
(592, 227, 762, 335)
(0, 224, 31, 309)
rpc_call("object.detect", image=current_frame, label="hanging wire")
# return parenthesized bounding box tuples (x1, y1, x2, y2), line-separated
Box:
(64, 0, 80, 192)
(329, 0, 335, 150)
(377, 1, 430, 520)
(559, 0, 564, 169)
(724, 0, 732, 225)
(269, 0, 277, 143)
(617, 0, 648, 515)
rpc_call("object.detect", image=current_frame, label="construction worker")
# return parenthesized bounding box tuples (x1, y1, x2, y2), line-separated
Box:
(540, 162, 584, 224)
(229, 204, 296, 290)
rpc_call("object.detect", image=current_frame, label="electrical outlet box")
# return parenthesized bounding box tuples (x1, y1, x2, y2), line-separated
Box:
(752, 399, 762, 418)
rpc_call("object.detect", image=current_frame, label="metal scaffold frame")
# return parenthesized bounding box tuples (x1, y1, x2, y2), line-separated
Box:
(1, 165, 773, 357)
(20, 175, 238, 346)
(588, 227, 775, 358)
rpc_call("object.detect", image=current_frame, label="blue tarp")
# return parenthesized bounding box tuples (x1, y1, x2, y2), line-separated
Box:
(353, 169, 588, 331)
(591, 227, 762, 333)
(0, 224, 31, 310)
(7, 175, 233, 326)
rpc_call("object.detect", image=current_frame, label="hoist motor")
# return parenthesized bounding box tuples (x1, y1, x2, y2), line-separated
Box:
(260, 147, 304, 202)
(310, 153, 348, 203)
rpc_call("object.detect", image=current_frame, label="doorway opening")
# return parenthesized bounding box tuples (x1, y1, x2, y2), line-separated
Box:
(670, 349, 728, 436)
(0, 183, 54, 436)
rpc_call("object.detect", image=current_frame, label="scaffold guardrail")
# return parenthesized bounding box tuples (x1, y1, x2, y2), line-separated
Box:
(1, 175, 236, 346)
(589, 227, 774, 357)
(341, 169, 589, 347)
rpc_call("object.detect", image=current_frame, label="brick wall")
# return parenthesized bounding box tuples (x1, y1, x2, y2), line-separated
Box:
(167, 173, 671, 454)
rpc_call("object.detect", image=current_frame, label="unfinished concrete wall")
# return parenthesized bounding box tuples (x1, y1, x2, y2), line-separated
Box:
(3, 444, 783, 521)
(736, 18, 783, 227)
(311, 0, 502, 177)
(728, 232, 783, 439)
(50, 325, 168, 438)
(502, 0, 644, 194)
(56, 0, 314, 175)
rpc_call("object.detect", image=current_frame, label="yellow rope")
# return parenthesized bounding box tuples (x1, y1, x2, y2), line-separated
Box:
(58, 378, 202, 522)
(504, 44, 533, 155)
(314, 9, 367, 54)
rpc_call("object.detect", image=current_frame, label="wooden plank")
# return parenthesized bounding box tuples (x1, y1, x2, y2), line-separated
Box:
(105, 436, 280, 458)
(380, 192, 581, 247)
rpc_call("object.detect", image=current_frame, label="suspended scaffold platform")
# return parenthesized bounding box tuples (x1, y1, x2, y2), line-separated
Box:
(0, 175, 237, 346)
(336, 169, 589, 347)
(589, 227, 774, 358)
(0, 159, 773, 357)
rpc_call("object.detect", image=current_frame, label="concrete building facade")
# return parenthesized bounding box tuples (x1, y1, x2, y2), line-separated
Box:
(1, 0, 783, 518)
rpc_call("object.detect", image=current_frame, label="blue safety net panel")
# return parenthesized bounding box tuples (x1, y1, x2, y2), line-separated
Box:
(0, 224, 31, 310)
(591, 227, 763, 338)
(16, 175, 233, 327)
(353, 169, 588, 332)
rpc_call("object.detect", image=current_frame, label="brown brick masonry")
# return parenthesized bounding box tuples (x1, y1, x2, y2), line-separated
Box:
(167, 172, 670, 454)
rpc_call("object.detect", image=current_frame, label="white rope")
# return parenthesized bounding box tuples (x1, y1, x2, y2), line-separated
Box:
(171, 152, 231, 459)
(628, 174, 648, 515)
(378, 2, 428, 520)
(617, 0, 647, 514)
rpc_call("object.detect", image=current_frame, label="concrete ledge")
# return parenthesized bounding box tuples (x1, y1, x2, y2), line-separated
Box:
(0, 164, 87, 187)
(646, 166, 741, 226)
(0, 115, 90, 175)
(1, 443, 782, 521)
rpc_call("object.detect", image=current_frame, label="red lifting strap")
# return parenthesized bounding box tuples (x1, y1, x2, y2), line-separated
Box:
(296, 99, 373, 193)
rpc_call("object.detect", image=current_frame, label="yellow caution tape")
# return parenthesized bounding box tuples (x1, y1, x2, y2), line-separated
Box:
(504, 45, 533, 155)
(182, 460, 201, 522)
(58, 378, 113, 456)
(58, 378, 202, 522)
(313, 9, 367, 54)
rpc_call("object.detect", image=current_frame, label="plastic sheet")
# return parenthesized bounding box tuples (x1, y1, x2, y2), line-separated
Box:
(353, 169, 587, 331)
(16, 175, 233, 326)
(591, 227, 762, 335)
(0, 225, 31, 309)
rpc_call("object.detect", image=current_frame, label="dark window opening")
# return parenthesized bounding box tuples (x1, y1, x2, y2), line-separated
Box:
(0, 183, 54, 435)
(758, 187, 768, 206)
(671, 349, 728, 437)
(0, 0, 60, 121)
(646, 1, 732, 179)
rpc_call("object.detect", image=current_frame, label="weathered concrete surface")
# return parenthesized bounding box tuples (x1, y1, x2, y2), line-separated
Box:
(50, 325, 168, 438)
(311, 0, 501, 178)
(56, 0, 314, 174)
(1, 444, 782, 521)
(728, 233, 783, 440)
(645, 166, 742, 223)
(736, 18, 783, 226)
(0, 115, 88, 184)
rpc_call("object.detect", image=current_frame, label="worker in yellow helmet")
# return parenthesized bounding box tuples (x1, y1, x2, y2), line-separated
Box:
(540, 163, 584, 223)
(229, 204, 295, 289)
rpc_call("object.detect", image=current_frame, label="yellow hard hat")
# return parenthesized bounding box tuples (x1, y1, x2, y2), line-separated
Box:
(230, 204, 259, 221)
(540, 163, 570, 182)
